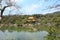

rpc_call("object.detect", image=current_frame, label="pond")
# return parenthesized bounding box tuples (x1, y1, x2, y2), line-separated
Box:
(0, 30, 48, 40)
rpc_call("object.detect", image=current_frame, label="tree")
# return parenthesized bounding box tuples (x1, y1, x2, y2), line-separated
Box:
(0, 0, 20, 20)
(42, 0, 60, 11)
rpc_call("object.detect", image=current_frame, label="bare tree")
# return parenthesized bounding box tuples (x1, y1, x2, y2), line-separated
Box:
(0, 0, 20, 20)
(42, 0, 60, 10)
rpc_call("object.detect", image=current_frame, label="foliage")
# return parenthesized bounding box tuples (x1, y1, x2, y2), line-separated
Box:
(0, 11, 60, 40)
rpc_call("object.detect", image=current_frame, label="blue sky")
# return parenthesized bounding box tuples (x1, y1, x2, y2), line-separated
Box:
(1, 0, 60, 15)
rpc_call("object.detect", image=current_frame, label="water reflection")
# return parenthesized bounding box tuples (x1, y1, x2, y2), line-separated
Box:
(0, 30, 48, 40)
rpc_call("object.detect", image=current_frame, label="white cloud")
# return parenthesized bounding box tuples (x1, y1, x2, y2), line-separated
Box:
(14, 0, 24, 3)
(21, 4, 40, 14)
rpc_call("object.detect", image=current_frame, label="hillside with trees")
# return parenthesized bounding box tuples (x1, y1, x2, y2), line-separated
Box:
(0, 11, 60, 25)
(0, 11, 60, 31)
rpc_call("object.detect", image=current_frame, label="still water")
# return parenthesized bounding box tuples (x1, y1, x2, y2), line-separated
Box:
(0, 30, 48, 40)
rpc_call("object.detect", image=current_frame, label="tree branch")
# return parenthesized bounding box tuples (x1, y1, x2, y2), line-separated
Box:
(1, 6, 10, 17)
